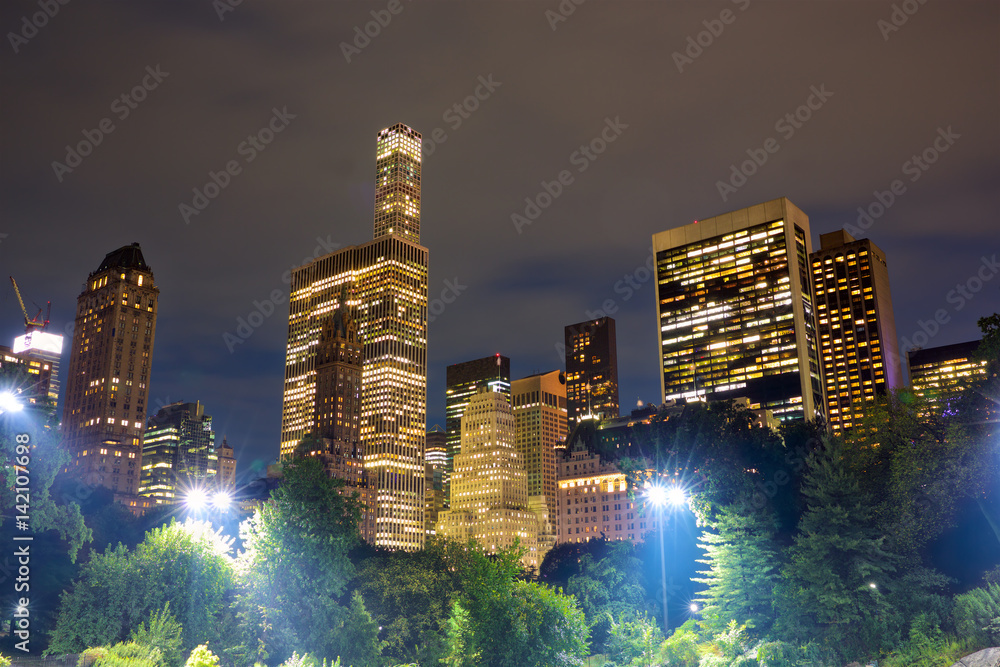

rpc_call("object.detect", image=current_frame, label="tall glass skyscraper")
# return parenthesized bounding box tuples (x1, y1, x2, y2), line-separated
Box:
(564, 317, 619, 422)
(281, 123, 429, 551)
(445, 354, 511, 492)
(652, 198, 823, 422)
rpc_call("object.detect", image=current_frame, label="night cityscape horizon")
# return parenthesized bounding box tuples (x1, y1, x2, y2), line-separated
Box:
(1, 2, 999, 665)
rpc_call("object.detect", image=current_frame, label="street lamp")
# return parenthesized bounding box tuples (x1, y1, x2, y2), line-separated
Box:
(0, 392, 24, 414)
(185, 488, 209, 511)
(210, 490, 232, 511)
(646, 481, 688, 636)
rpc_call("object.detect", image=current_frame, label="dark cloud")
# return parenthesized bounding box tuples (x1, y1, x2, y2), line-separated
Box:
(2, 0, 997, 477)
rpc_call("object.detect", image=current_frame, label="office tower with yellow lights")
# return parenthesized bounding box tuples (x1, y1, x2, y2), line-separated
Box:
(511, 371, 567, 526)
(139, 401, 218, 505)
(425, 425, 447, 535)
(62, 243, 158, 500)
(445, 354, 511, 494)
(565, 317, 619, 422)
(810, 230, 902, 430)
(907, 341, 987, 415)
(652, 198, 824, 421)
(436, 388, 546, 569)
(281, 123, 428, 550)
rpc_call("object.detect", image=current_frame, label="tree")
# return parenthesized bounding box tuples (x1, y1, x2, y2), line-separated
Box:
(693, 497, 782, 637)
(605, 613, 663, 667)
(47, 519, 235, 656)
(235, 456, 373, 665)
(442, 541, 590, 667)
(779, 436, 897, 660)
(130, 604, 184, 667)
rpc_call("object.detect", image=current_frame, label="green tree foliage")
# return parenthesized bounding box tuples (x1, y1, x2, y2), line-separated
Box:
(442, 542, 589, 667)
(657, 621, 700, 667)
(85, 642, 165, 667)
(605, 613, 663, 667)
(235, 456, 373, 665)
(694, 498, 782, 636)
(567, 541, 651, 651)
(129, 604, 184, 667)
(779, 436, 897, 659)
(354, 538, 470, 664)
(47, 519, 235, 656)
(183, 645, 219, 667)
(953, 583, 1000, 646)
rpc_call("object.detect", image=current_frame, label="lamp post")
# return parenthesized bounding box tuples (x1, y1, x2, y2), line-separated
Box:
(0, 391, 24, 414)
(646, 482, 688, 636)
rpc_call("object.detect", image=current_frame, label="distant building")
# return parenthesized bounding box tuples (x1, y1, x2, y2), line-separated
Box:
(425, 425, 447, 535)
(1, 333, 63, 407)
(652, 198, 824, 422)
(139, 402, 218, 505)
(810, 230, 902, 431)
(436, 388, 547, 570)
(62, 242, 159, 499)
(512, 370, 567, 525)
(565, 317, 619, 422)
(446, 355, 511, 494)
(281, 123, 428, 550)
(216, 437, 237, 490)
(907, 341, 987, 415)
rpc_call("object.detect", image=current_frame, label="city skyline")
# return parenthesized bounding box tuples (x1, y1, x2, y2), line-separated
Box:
(2, 1, 997, 479)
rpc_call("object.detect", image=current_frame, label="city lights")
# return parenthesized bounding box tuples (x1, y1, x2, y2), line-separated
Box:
(0, 391, 23, 413)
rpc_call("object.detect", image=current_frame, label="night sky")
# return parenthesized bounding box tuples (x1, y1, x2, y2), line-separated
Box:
(2, 1, 998, 480)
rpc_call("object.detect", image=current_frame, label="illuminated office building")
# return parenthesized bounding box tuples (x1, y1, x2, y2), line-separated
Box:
(217, 437, 237, 490)
(810, 230, 902, 430)
(437, 388, 546, 569)
(281, 123, 428, 550)
(139, 401, 218, 505)
(907, 340, 987, 415)
(445, 354, 511, 491)
(62, 242, 159, 498)
(425, 425, 447, 534)
(511, 370, 567, 524)
(652, 198, 823, 421)
(565, 317, 619, 422)
(1, 332, 63, 407)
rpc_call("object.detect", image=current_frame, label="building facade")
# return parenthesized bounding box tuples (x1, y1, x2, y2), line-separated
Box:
(425, 425, 447, 535)
(281, 123, 428, 550)
(436, 388, 546, 569)
(652, 198, 823, 422)
(1, 332, 63, 408)
(565, 317, 619, 422)
(62, 242, 158, 498)
(511, 370, 567, 523)
(139, 401, 217, 504)
(907, 340, 987, 415)
(810, 230, 902, 431)
(445, 354, 511, 493)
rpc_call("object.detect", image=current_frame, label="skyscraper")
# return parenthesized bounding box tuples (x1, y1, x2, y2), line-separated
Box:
(139, 401, 218, 505)
(281, 123, 428, 550)
(10, 330, 64, 403)
(437, 388, 546, 569)
(907, 340, 987, 415)
(62, 242, 158, 498)
(810, 230, 902, 430)
(652, 198, 824, 421)
(425, 425, 447, 535)
(511, 370, 567, 523)
(445, 354, 511, 491)
(565, 317, 619, 422)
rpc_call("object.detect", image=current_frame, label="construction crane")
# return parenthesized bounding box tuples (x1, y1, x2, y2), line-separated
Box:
(9, 276, 49, 334)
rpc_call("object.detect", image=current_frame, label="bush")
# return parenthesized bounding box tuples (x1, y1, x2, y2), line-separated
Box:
(183, 645, 219, 667)
(953, 583, 1000, 646)
(90, 642, 165, 667)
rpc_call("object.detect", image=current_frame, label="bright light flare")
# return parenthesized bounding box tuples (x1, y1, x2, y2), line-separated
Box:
(647, 483, 688, 508)
(0, 392, 24, 413)
(689, 603, 699, 613)
(185, 488, 208, 511)
(211, 491, 232, 510)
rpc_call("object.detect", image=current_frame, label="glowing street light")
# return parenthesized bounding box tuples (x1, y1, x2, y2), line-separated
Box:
(646, 481, 690, 636)
(0, 392, 24, 414)
(185, 488, 209, 511)
(689, 603, 699, 613)
(210, 491, 232, 511)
